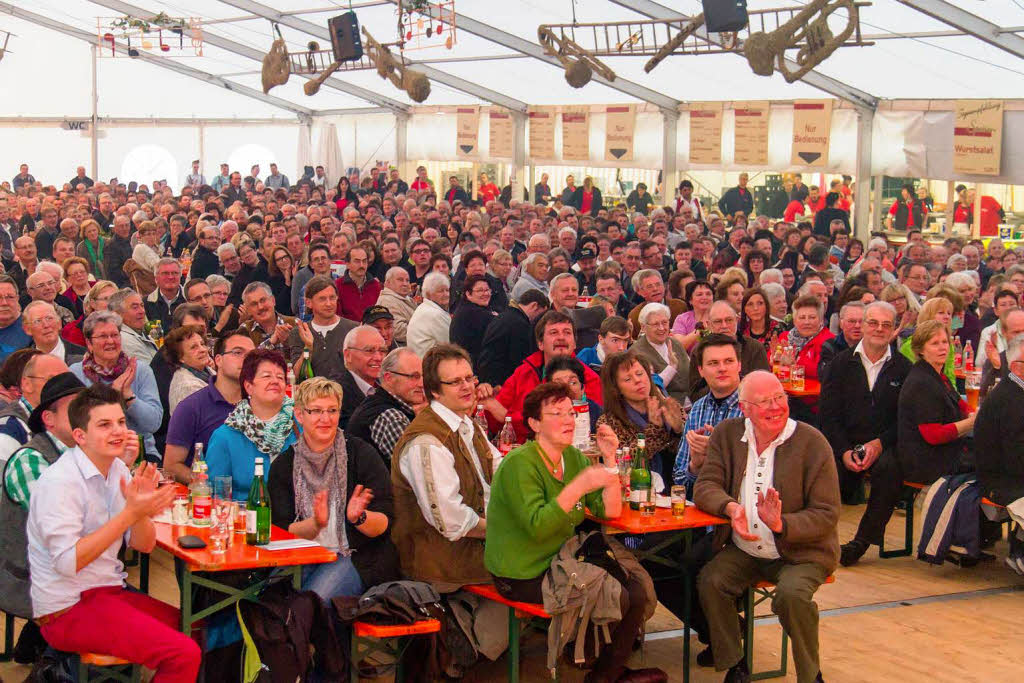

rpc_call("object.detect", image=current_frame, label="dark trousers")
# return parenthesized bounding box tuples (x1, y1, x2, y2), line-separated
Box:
(698, 546, 828, 683)
(840, 449, 904, 546)
(493, 570, 649, 683)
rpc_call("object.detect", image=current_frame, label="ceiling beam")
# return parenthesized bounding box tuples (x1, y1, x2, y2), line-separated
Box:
(611, 0, 878, 112)
(0, 1, 313, 118)
(383, 0, 681, 112)
(217, 0, 529, 112)
(88, 0, 410, 114)
(896, 0, 1024, 59)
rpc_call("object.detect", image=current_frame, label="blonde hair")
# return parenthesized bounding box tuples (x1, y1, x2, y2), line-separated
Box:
(293, 377, 344, 411)
(917, 296, 953, 324)
(84, 280, 117, 313)
(910, 319, 950, 358)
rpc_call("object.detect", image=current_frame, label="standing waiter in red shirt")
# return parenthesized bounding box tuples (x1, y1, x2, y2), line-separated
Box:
(885, 183, 928, 231)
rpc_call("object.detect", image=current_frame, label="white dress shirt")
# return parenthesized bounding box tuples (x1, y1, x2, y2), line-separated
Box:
(853, 340, 892, 391)
(397, 400, 502, 542)
(27, 446, 131, 617)
(45, 337, 66, 361)
(733, 417, 798, 560)
(352, 371, 373, 397)
(977, 321, 1003, 372)
(649, 339, 678, 385)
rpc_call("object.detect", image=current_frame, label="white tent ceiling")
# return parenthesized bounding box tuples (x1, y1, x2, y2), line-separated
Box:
(2, 0, 1023, 118)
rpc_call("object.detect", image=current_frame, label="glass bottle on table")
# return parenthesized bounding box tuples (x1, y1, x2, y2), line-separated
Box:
(474, 404, 488, 437)
(629, 437, 654, 515)
(189, 442, 211, 527)
(246, 457, 271, 546)
(497, 417, 517, 456)
(300, 349, 315, 381)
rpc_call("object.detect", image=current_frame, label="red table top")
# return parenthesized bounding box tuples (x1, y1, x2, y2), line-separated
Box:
(784, 378, 821, 398)
(154, 522, 336, 572)
(588, 504, 728, 534)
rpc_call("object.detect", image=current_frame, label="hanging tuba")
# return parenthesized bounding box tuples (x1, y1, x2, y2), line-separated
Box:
(744, 0, 858, 83)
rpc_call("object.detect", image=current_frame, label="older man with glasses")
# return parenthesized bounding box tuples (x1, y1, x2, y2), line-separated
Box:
(686, 301, 771, 403)
(348, 348, 426, 467)
(334, 325, 388, 430)
(22, 301, 85, 365)
(695, 370, 839, 683)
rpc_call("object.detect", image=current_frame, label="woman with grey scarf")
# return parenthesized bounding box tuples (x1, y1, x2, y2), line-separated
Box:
(268, 377, 400, 602)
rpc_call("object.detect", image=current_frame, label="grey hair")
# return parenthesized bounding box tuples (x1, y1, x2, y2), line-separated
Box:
(385, 266, 408, 283)
(131, 210, 148, 225)
(738, 370, 780, 402)
(798, 279, 827, 297)
(638, 302, 670, 326)
(242, 281, 273, 300)
(946, 253, 968, 269)
(944, 271, 975, 290)
(864, 300, 897, 322)
(558, 226, 577, 239)
(867, 237, 888, 252)
(343, 324, 382, 351)
(631, 268, 662, 293)
(421, 271, 450, 297)
(523, 252, 547, 270)
(22, 300, 55, 321)
(83, 310, 123, 338)
(206, 274, 230, 290)
(1007, 332, 1024, 367)
(381, 347, 418, 375)
(759, 268, 784, 285)
(839, 302, 865, 320)
(107, 288, 141, 314)
(216, 243, 237, 259)
(549, 272, 578, 291)
(156, 257, 180, 272)
(760, 282, 786, 300)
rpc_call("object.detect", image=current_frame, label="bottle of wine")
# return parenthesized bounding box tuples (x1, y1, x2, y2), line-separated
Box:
(286, 365, 296, 398)
(300, 349, 315, 380)
(629, 437, 652, 511)
(246, 457, 271, 545)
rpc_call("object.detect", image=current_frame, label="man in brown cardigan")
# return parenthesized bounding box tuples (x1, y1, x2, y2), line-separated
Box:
(694, 371, 840, 683)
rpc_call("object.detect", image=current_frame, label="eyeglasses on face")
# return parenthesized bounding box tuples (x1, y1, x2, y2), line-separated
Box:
(389, 370, 423, 381)
(742, 393, 788, 409)
(302, 407, 340, 419)
(352, 346, 388, 355)
(439, 375, 477, 388)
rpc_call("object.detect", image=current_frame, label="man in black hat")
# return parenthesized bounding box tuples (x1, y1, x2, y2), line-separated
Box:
(0, 372, 85, 663)
(363, 305, 397, 351)
(574, 247, 599, 296)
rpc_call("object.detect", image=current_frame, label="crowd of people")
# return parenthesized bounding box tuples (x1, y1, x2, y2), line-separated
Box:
(0, 161, 1020, 683)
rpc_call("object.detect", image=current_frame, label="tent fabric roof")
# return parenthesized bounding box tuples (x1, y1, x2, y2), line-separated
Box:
(2, 0, 1023, 118)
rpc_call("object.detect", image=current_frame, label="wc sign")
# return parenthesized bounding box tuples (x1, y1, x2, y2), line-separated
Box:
(61, 120, 90, 131)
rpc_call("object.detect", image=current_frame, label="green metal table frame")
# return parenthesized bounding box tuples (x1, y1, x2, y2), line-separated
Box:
(616, 528, 698, 683)
(175, 557, 302, 634)
(349, 630, 417, 683)
(879, 485, 919, 559)
(77, 658, 141, 683)
(504, 609, 556, 683)
(742, 584, 787, 680)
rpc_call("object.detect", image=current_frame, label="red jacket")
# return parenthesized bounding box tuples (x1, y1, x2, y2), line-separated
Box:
(781, 327, 834, 382)
(495, 351, 603, 441)
(335, 274, 382, 322)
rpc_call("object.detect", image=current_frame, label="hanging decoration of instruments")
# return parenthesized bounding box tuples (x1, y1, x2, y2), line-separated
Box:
(96, 14, 203, 58)
(260, 13, 431, 102)
(537, 25, 616, 89)
(744, 0, 864, 83)
(538, 3, 870, 83)
(0, 29, 12, 63)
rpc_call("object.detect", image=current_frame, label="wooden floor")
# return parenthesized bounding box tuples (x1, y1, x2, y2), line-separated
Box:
(3, 500, 1023, 682)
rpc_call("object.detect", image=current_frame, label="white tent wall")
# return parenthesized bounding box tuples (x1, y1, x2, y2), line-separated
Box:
(319, 115, 397, 176)
(202, 125, 301, 185)
(0, 127, 92, 184)
(97, 126, 200, 187)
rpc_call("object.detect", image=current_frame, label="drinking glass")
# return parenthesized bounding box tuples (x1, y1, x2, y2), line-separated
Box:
(214, 476, 232, 503)
(790, 365, 805, 392)
(234, 502, 248, 534)
(671, 485, 688, 518)
(617, 458, 632, 504)
(209, 499, 233, 554)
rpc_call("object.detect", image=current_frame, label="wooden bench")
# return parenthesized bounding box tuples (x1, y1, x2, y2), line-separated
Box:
(0, 611, 17, 662)
(78, 652, 140, 683)
(743, 575, 835, 680)
(349, 618, 441, 683)
(464, 583, 553, 683)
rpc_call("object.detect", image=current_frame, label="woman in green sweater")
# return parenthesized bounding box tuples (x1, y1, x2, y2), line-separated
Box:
(485, 383, 656, 682)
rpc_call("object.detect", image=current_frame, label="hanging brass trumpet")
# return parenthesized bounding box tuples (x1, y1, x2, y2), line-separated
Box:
(744, 0, 858, 83)
(538, 25, 616, 88)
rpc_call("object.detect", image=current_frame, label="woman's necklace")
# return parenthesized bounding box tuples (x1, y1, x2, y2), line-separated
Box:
(536, 442, 564, 479)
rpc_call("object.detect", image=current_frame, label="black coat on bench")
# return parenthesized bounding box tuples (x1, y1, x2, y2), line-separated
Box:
(973, 373, 1024, 506)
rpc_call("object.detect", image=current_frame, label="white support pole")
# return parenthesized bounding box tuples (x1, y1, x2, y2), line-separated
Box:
(198, 123, 205, 174)
(872, 176, 884, 234)
(395, 113, 409, 178)
(661, 109, 679, 205)
(854, 108, 874, 240)
(90, 44, 98, 180)
(512, 112, 527, 205)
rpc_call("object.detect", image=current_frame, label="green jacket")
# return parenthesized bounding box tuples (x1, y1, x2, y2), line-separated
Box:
(484, 441, 606, 580)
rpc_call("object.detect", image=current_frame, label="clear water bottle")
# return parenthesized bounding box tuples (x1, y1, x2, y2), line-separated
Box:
(497, 416, 517, 456)
(474, 404, 488, 437)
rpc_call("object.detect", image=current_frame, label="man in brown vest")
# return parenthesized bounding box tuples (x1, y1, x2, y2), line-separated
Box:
(391, 343, 501, 591)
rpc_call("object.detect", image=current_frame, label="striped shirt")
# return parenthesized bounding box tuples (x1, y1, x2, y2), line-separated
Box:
(673, 389, 743, 489)
(5, 432, 69, 508)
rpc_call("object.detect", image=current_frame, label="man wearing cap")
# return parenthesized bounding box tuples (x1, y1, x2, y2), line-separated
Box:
(364, 305, 398, 351)
(0, 372, 85, 664)
(573, 247, 600, 296)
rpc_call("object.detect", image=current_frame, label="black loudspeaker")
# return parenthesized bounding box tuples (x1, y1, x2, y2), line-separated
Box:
(702, 0, 749, 33)
(328, 11, 364, 62)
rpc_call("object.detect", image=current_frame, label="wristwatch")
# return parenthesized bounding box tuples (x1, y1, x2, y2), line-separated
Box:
(352, 511, 367, 527)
